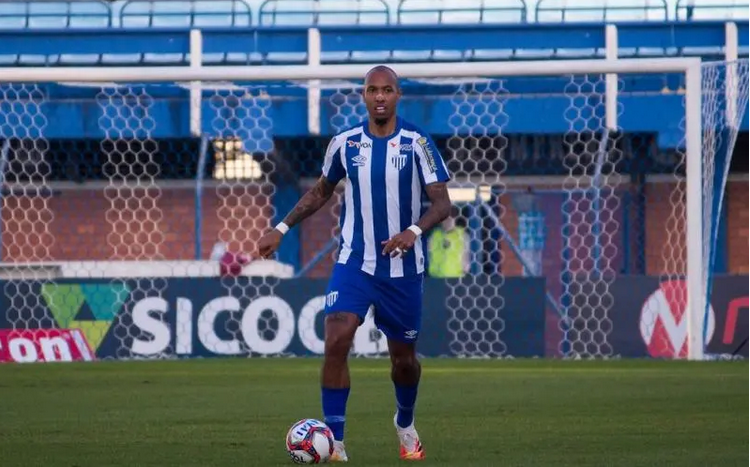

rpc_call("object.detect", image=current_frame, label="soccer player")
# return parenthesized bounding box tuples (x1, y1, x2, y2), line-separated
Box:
(256, 65, 452, 462)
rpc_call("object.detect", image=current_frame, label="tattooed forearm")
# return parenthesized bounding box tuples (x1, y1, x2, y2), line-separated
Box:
(416, 182, 452, 233)
(282, 177, 337, 228)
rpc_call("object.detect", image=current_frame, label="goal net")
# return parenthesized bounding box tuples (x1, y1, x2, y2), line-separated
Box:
(0, 59, 746, 362)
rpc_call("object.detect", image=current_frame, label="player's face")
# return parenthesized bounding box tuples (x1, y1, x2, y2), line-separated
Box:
(363, 71, 401, 121)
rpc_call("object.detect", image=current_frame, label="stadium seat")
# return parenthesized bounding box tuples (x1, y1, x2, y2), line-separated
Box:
(396, 0, 527, 25)
(0, 1, 112, 65)
(257, 0, 391, 63)
(0, 0, 111, 29)
(117, 0, 252, 28)
(115, 1, 252, 64)
(258, 0, 390, 26)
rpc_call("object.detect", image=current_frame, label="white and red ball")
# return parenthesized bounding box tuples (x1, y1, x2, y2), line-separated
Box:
(285, 418, 334, 464)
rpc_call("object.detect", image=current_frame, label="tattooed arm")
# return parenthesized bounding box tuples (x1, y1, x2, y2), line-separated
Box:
(415, 182, 451, 233)
(256, 176, 337, 259)
(281, 176, 338, 228)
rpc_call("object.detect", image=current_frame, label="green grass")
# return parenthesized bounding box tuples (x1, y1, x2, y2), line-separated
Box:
(0, 359, 747, 466)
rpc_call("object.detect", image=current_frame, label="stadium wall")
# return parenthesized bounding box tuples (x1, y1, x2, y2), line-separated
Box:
(2, 179, 747, 276)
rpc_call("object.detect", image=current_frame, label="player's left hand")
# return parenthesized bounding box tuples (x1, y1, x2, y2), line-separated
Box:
(381, 230, 417, 258)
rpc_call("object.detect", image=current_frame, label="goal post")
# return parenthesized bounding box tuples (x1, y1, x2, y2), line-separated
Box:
(0, 57, 745, 361)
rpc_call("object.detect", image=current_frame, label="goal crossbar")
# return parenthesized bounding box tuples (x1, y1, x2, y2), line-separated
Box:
(0, 57, 701, 82)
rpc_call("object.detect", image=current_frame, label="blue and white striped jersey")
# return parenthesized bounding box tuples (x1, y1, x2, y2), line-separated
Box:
(322, 117, 451, 279)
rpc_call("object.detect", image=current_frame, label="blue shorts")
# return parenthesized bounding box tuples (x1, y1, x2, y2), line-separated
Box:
(324, 264, 424, 343)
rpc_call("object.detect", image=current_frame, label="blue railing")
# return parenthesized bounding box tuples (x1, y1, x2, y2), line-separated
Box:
(536, 0, 669, 22)
(258, 0, 391, 26)
(396, 0, 528, 24)
(0, 1, 112, 29)
(0, 0, 748, 29)
(119, 0, 253, 28)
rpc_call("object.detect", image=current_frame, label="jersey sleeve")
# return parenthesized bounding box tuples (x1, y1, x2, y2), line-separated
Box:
(413, 132, 450, 186)
(321, 136, 346, 184)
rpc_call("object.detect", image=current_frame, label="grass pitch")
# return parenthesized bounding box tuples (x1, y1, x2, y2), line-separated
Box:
(0, 359, 746, 466)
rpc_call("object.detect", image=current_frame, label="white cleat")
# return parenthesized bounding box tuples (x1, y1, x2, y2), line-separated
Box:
(330, 440, 349, 463)
(394, 413, 425, 461)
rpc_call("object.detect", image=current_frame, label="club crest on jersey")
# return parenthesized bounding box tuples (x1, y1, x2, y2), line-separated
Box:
(352, 154, 367, 167)
(391, 153, 407, 170)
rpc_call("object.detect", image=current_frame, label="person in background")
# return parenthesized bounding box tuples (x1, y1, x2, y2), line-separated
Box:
(427, 206, 469, 278)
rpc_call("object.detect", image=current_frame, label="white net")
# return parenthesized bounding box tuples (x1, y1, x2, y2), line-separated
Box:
(1, 85, 56, 353)
(206, 86, 281, 356)
(0, 60, 747, 361)
(640, 60, 750, 359)
(557, 75, 624, 359)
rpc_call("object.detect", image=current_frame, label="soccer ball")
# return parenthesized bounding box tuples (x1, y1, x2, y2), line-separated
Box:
(285, 418, 335, 464)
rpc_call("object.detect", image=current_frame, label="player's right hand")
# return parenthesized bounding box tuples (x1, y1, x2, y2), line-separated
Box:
(255, 230, 283, 260)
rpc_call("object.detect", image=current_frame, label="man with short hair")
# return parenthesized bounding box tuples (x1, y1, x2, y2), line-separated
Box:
(257, 65, 452, 461)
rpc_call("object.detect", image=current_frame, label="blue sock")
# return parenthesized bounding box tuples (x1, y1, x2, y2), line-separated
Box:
(321, 387, 350, 441)
(394, 383, 419, 428)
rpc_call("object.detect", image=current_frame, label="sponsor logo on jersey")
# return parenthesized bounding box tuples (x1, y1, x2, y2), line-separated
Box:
(347, 140, 371, 149)
(417, 137, 437, 173)
(390, 142, 413, 151)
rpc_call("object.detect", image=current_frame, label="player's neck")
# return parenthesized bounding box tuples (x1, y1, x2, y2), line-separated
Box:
(367, 116, 398, 138)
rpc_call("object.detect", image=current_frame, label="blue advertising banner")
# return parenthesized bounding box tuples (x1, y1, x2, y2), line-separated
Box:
(4, 275, 742, 362)
(0, 276, 547, 360)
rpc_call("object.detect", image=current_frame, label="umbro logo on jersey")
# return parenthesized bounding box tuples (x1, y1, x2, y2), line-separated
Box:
(404, 330, 418, 339)
(352, 155, 367, 167)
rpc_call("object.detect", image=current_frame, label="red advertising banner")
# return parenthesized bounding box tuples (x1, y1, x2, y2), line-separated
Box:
(0, 329, 96, 363)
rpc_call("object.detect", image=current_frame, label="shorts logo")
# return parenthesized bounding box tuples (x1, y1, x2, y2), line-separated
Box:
(404, 330, 418, 339)
(352, 155, 367, 167)
(417, 137, 437, 173)
(347, 140, 371, 149)
(391, 154, 407, 170)
(326, 291, 339, 307)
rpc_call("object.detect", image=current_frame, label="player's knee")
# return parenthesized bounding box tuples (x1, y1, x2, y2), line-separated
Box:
(391, 352, 419, 373)
(324, 313, 358, 359)
(324, 331, 353, 359)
